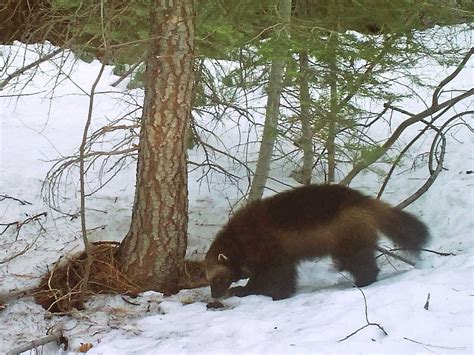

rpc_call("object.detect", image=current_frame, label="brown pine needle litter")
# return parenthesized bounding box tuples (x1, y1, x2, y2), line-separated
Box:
(33, 242, 209, 313)
(34, 242, 141, 312)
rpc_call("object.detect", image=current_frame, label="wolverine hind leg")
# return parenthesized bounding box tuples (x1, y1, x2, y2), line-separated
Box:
(334, 247, 379, 287)
(332, 223, 380, 287)
(230, 263, 297, 300)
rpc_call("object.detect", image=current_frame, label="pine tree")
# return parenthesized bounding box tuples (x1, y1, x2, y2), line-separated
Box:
(117, 0, 195, 293)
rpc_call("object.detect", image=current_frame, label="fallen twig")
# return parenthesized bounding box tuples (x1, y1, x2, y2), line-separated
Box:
(0, 240, 38, 265)
(419, 248, 456, 256)
(374, 246, 455, 268)
(0, 212, 47, 237)
(378, 247, 455, 257)
(403, 337, 466, 351)
(424, 293, 430, 310)
(375, 246, 416, 266)
(6, 328, 64, 355)
(121, 296, 141, 306)
(338, 278, 388, 342)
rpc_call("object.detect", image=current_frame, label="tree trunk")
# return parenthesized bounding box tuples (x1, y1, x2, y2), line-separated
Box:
(117, 0, 195, 295)
(299, 50, 313, 185)
(248, 0, 292, 201)
(327, 44, 338, 183)
(326, 0, 340, 183)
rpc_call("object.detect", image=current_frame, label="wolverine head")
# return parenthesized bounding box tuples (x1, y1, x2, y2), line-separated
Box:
(205, 252, 242, 299)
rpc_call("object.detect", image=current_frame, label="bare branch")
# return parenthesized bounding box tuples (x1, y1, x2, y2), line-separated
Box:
(396, 123, 446, 209)
(0, 194, 32, 205)
(432, 47, 473, 106)
(377, 125, 430, 200)
(0, 212, 47, 238)
(341, 88, 473, 185)
(0, 240, 37, 265)
(0, 47, 64, 90)
(395, 111, 472, 209)
(341, 47, 474, 185)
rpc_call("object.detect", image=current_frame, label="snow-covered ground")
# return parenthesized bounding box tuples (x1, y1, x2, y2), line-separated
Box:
(0, 37, 473, 354)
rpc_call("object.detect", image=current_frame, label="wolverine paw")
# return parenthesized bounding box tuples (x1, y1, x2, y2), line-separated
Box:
(206, 300, 225, 309)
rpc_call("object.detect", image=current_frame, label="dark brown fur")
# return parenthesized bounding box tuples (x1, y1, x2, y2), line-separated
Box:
(205, 184, 429, 300)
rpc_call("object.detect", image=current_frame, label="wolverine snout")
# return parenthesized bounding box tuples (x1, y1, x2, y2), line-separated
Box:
(210, 278, 232, 299)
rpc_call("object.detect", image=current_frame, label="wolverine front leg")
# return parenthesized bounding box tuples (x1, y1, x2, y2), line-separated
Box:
(230, 263, 297, 300)
(229, 271, 267, 297)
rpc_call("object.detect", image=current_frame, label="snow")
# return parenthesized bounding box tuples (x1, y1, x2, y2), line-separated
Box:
(1, 37, 473, 354)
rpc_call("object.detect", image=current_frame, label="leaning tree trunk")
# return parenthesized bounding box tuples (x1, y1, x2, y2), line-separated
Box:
(248, 0, 292, 202)
(327, 39, 338, 183)
(117, 0, 195, 295)
(299, 50, 313, 185)
(326, 0, 340, 183)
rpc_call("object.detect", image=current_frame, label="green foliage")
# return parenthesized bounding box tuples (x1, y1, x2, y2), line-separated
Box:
(45, 0, 472, 179)
(113, 63, 127, 77)
(357, 145, 386, 164)
(45, 0, 473, 65)
(51, 0, 149, 64)
(196, 18, 247, 59)
(126, 64, 146, 90)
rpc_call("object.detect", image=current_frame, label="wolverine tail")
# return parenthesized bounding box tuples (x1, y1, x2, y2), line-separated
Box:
(376, 205, 430, 255)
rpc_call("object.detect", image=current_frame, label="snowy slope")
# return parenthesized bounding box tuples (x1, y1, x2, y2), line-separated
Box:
(0, 38, 473, 354)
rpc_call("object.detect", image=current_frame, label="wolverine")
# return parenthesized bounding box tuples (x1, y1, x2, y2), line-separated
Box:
(205, 184, 429, 300)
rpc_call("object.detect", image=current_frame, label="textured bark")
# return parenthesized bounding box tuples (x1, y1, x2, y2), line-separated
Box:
(117, 0, 195, 294)
(248, 0, 292, 202)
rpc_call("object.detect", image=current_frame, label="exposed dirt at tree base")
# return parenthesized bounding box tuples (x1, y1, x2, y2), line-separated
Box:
(34, 242, 209, 313)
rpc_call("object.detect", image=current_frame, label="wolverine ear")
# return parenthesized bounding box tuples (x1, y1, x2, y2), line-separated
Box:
(218, 253, 229, 263)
